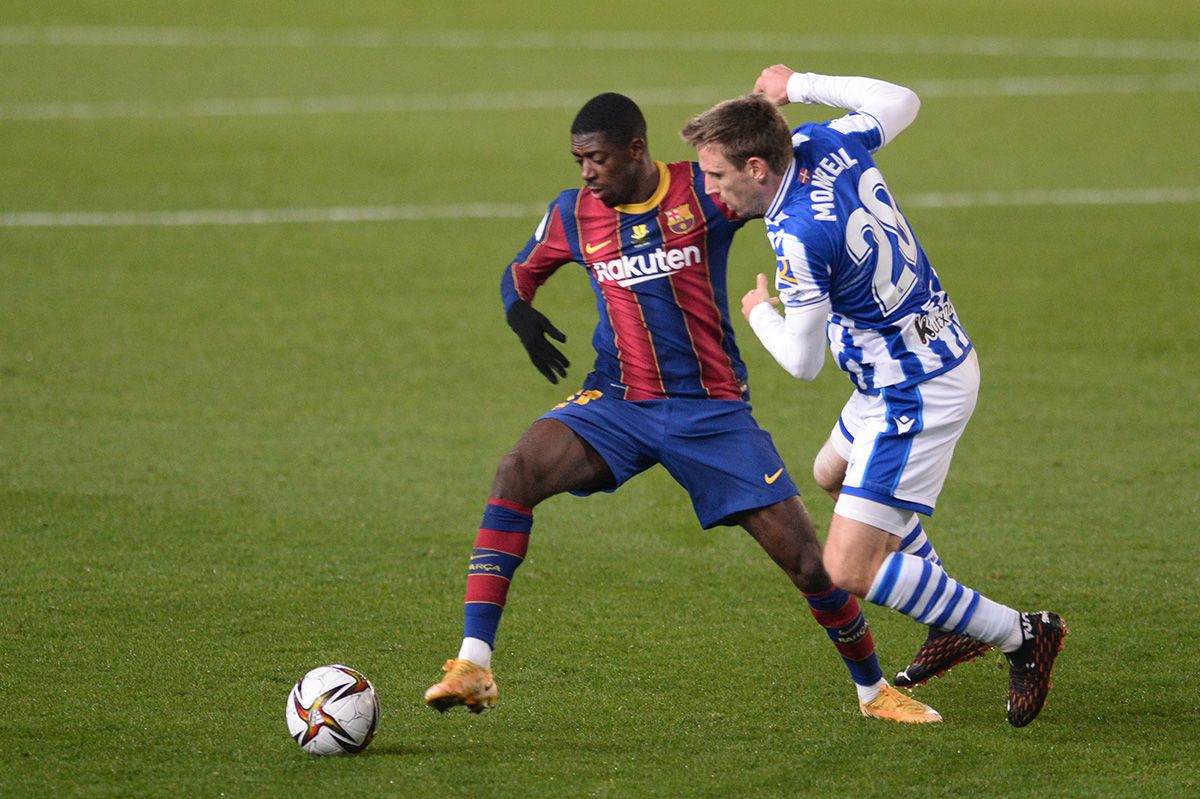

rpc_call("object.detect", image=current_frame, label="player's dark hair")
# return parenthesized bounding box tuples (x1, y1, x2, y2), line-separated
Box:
(680, 93, 793, 175)
(571, 93, 647, 147)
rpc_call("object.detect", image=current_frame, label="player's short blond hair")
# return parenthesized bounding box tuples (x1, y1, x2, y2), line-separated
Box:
(680, 94, 793, 175)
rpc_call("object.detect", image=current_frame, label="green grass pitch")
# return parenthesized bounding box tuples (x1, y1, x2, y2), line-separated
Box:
(2, 1, 1198, 796)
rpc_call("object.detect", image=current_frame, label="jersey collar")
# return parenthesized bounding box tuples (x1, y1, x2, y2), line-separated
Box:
(614, 161, 670, 214)
(765, 157, 796, 221)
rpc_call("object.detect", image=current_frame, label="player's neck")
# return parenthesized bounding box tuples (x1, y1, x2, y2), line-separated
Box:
(762, 172, 785, 207)
(763, 170, 782, 202)
(629, 159, 661, 205)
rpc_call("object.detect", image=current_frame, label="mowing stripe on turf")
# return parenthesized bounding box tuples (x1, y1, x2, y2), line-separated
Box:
(2, 187, 1198, 228)
(0, 204, 544, 228)
(1, 26, 1199, 62)
(1, 74, 1197, 122)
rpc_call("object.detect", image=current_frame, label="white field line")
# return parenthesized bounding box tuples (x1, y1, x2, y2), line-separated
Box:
(906, 186, 1200, 208)
(0, 86, 727, 121)
(0, 204, 545, 228)
(2, 187, 1198, 229)
(2, 73, 1198, 122)
(912, 72, 1200, 98)
(0, 26, 1198, 62)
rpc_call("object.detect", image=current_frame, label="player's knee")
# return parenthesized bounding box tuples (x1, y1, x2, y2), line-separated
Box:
(491, 448, 541, 505)
(822, 547, 870, 597)
(812, 463, 840, 497)
(812, 442, 846, 497)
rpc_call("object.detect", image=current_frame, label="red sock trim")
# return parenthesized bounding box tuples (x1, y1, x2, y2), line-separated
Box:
(809, 604, 863, 629)
(488, 497, 532, 515)
(465, 574, 512, 605)
(474, 528, 531, 557)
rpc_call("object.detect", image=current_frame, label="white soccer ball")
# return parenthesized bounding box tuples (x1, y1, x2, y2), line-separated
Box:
(285, 664, 380, 755)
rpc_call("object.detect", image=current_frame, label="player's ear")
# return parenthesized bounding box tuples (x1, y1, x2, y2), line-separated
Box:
(747, 156, 770, 182)
(626, 136, 648, 161)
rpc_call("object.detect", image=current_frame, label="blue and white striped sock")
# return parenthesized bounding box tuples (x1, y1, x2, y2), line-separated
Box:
(866, 552, 1020, 649)
(898, 517, 941, 566)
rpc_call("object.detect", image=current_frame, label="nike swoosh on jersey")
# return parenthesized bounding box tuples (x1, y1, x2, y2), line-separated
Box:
(764, 468, 784, 484)
(584, 239, 612, 255)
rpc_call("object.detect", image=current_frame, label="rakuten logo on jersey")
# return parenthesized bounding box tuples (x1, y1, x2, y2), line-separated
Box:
(590, 244, 702, 287)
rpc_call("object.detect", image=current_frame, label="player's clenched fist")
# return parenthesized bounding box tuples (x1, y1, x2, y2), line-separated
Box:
(754, 64, 796, 106)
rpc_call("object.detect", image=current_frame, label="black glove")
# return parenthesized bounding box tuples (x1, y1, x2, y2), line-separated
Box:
(506, 299, 570, 383)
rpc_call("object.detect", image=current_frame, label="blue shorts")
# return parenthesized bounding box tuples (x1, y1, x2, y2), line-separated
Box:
(541, 389, 799, 529)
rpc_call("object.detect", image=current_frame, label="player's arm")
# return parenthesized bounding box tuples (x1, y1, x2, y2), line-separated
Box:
(754, 66, 920, 146)
(501, 201, 574, 384)
(741, 273, 828, 381)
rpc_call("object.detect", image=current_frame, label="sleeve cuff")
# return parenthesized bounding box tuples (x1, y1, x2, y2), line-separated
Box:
(786, 71, 816, 104)
(748, 301, 780, 329)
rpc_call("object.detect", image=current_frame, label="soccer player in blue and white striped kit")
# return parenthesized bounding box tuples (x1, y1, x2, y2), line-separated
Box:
(682, 67, 1066, 726)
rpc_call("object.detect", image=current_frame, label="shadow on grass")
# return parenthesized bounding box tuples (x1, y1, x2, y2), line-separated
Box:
(357, 743, 439, 757)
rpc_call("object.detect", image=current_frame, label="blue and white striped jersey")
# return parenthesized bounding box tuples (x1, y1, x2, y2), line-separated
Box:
(765, 113, 971, 392)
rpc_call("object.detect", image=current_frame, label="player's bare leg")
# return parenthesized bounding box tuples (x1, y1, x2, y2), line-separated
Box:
(811, 437, 847, 500)
(490, 418, 615, 507)
(738, 498, 940, 723)
(738, 496, 828, 594)
(815, 437, 989, 687)
(426, 419, 614, 713)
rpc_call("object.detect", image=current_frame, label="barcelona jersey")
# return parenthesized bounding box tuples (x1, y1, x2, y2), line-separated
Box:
(500, 161, 748, 400)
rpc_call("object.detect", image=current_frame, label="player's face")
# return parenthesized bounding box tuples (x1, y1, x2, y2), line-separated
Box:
(571, 133, 644, 208)
(697, 145, 769, 218)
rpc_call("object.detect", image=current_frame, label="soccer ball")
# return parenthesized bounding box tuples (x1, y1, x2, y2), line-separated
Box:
(285, 664, 380, 755)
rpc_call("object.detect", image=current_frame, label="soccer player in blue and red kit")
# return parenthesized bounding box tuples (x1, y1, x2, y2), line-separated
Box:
(682, 67, 1066, 726)
(424, 92, 941, 723)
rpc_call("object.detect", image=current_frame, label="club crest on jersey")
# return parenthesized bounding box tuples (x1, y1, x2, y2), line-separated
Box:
(665, 204, 695, 235)
(630, 223, 651, 247)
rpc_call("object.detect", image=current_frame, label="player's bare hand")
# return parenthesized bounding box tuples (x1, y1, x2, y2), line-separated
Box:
(754, 65, 796, 106)
(741, 273, 779, 321)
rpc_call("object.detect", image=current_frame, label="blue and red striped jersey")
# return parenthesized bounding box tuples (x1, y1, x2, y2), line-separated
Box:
(500, 160, 749, 400)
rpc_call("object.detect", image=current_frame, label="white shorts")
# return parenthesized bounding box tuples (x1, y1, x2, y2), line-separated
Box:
(831, 350, 979, 517)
